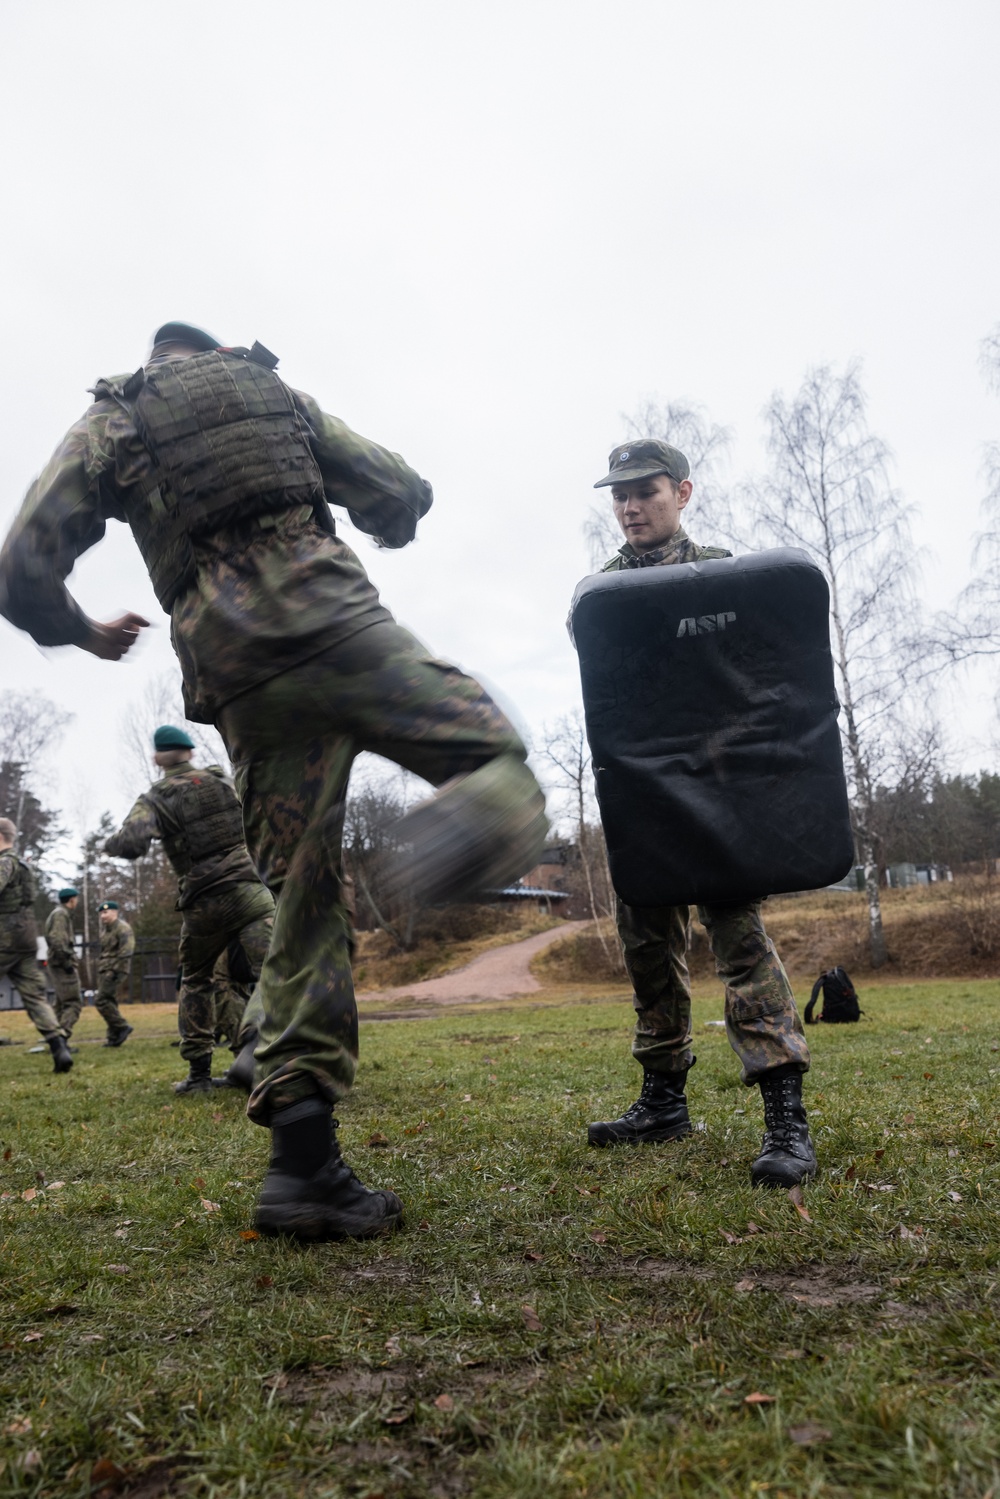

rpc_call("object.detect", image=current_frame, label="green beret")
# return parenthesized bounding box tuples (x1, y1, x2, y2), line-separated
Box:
(151, 321, 221, 353)
(154, 724, 195, 750)
(58, 887, 78, 902)
(98, 900, 119, 911)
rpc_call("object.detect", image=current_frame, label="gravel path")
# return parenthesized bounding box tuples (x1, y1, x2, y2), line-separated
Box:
(358, 920, 587, 1007)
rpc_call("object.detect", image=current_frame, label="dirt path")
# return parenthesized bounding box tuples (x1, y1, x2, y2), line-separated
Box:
(358, 921, 586, 1009)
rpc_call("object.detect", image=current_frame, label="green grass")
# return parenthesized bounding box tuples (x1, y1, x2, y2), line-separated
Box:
(1, 980, 999, 1497)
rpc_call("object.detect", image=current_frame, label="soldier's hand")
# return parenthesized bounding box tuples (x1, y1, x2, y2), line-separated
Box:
(78, 612, 150, 661)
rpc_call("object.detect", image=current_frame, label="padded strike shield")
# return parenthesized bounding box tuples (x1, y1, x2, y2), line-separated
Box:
(570, 548, 855, 907)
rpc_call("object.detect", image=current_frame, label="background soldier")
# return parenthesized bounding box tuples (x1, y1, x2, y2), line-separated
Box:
(585, 439, 816, 1188)
(0, 819, 72, 1072)
(104, 724, 273, 1094)
(0, 322, 547, 1241)
(95, 902, 134, 1047)
(44, 887, 84, 1037)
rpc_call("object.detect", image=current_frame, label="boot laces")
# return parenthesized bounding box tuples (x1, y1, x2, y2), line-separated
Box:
(762, 1075, 799, 1149)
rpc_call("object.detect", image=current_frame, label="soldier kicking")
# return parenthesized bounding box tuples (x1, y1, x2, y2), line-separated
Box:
(0, 322, 546, 1240)
(585, 439, 816, 1187)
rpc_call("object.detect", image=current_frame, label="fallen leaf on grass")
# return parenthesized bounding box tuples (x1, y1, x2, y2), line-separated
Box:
(433, 1393, 455, 1411)
(367, 1132, 390, 1148)
(542, 1182, 558, 1195)
(255, 1275, 273, 1289)
(80, 1334, 104, 1343)
(385, 1335, 402, 1356)
(746, 1221, 763, 1235)
(524, 1251, 544, 1263)
(788, 1185, 812, 1222)
(788, 1421, 832, 1445)
(48, 1181, 65, 1191)
(735, 1278, 756, 1293)
(947, 1191, 963, 1203)
(3, 1148, 11, 1161)
(5, 1416, 31, 1435)
(381, 1408, 413, 1426)
(898, 1224, 924, 1240)
(403, 1121, 428, 1136)
(105, 1264, 130, 1275)
(416, 1220, 431, 1231)
(21, 1450, 41, 1472)
(22, 1332, 43, 1343)
(239, 1230, 259, 1241)
(521, 1305, 542, 1331)
(211, 1112, 224, 1123)
(590, 1232, 607, 1244)
(90, 1456, 127, 1489)
(21, 1188, 36, 1202)
(874, 1148, 885, 1160)
(903, 1113, 916, 1126)
(744, 1391, 777, 1404)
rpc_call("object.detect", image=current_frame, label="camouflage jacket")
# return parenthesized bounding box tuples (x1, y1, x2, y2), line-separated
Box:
(601, 526, 732, 572)
(44, 904, 77, 968)
(105, 762, 262, 908)
(0, 352, 433, 722)
(99, 917, 135, 976)
(0, 851, 37, 952)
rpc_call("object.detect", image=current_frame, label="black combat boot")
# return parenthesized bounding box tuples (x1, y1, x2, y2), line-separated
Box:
(588, 1066, 694, 1148)
(214, 1031, 256, 1092)
(48, 1035, 73, 1074)
(255, 1097, 404, 1241)
(173, 1055, 214, 1095)
(751, 1064, 818, 1187)
(104, 1024, 133, 1048)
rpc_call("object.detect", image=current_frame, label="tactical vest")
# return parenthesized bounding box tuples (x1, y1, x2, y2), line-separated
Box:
(96, 346, 326, 611)
(147, 767, 246, 878)
(0, 854, 35, 915)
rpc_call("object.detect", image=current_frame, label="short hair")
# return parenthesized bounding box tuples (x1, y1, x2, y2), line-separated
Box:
(0, 817, 17, 843)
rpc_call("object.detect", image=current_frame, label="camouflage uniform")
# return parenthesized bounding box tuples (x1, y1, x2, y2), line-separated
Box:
(105, 764, 274, 1065)
(43, 903, 83, 1034)
(602, 529, 810, 1085)
(0, 346, 546, 1123)
(0, 853, 64, 1040)
(212, 942, 252, 1047)
(96, 916, 134, 1033)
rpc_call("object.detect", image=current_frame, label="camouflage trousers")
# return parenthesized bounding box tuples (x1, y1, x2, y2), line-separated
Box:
(49, 964, 84, 1035)
(0, 949, 63, 1040)
(212, 946, 252, 1049)
(95, 970, 129, 1034)
(217, 618, 546, 1124)
(617, 899, 810, 1085)
(178, 883, 275, 1064)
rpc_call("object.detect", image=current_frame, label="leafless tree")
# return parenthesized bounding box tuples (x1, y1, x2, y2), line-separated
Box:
(538, 711, 622, 972)
(584, 400, 742, 571)
(0, 691, 72, 828)
(343, 756, 424, 949)
(747, 362, 922, 966)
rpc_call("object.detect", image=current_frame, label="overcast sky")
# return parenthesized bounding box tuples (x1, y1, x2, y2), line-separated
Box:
(1, 0, 998, 872)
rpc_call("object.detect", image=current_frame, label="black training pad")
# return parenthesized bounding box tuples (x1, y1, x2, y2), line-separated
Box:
(570, 548, 855, 908)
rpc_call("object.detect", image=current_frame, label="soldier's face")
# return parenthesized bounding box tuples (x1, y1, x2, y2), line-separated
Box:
(611, 474, 692, 552)
(66, 897, 78, 910)
(100, 909, 118, 926)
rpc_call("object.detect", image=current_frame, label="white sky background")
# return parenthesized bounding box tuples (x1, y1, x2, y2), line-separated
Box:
(1, 0, 999, 872)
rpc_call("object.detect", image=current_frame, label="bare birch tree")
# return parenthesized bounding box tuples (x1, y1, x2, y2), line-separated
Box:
(584, 400, 741, 571)
(747, 362, 921, 967)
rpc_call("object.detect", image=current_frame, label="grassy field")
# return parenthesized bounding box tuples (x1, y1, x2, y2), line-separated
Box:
(1, 978, 999, 1498)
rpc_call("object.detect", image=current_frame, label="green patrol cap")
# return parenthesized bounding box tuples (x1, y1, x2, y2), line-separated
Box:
(593, 438, 690, 489)
(58, 887, 78, 902)
(98, 900, 119, 911)
(151, 321, 221, 353)
(153, 724, 196, 750)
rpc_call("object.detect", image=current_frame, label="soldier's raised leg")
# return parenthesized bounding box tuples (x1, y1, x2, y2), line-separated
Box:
(218, 619, 547, 1241)
(699, 901, 815, 1186)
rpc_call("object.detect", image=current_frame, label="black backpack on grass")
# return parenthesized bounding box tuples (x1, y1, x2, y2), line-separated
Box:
(805, 966, 861, 1024)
